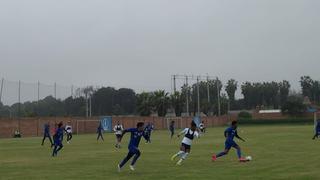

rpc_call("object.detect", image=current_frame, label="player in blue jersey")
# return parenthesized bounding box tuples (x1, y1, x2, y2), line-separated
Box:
(117, 122, 148, 172)
(169, 121, 175, 139)
(212, 120, 247, 162)
(97, 123, 104, 141)
(144, 123, 154, 143)
(52, 122, 64, 157)
(312, 119, 320, 140)
(41, 122, 53, 146)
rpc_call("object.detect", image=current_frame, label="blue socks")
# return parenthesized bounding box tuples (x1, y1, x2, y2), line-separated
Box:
(237, 149, 242, 158)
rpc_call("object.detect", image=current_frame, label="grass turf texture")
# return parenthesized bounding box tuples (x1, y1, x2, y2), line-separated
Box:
(0, 125, 319, 180)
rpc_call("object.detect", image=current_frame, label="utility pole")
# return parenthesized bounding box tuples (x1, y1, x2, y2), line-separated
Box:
(89, 95, 92, 117)
(37, 81, 40, 116)
(173, 75, 176, 93)
(197, 76, 200, 116)
(37, 81, 40, 103)
(0, 78, 4, 103)
(86, 94, 88, 118)
(216, 77, 221, 116)
(207, 75, 210, 103)
(71, 85, 74, 97)
(18, 80, 21, 131)
(185, 76, 189, 116)
(54, 82, 57, 99)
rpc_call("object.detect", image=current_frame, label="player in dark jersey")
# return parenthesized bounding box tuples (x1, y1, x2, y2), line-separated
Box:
(312, 119, 320, 140)
(169, 121, 175, 139)
(52, 122, 64, 157)
(41, 122, 53, 146)
(97, 123, 104, 141)
(212, 121, 247, 162)
(117, 122, 148, 172)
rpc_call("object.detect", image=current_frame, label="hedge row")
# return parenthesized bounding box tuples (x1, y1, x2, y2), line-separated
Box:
(237, 118, 315, 125)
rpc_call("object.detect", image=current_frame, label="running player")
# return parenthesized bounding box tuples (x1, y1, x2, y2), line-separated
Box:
(114, 122, 124, 148)
(199, 121, 206, 133)
(117, 122, 148, 172)
(52, 122, 64, 157)
(212, 120, 247, 162)
(65, 122, 73, 144)
(312, 119, 320, 140)
(171, 121, 199, 165)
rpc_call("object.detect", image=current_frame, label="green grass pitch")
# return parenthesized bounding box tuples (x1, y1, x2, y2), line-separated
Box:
(1, 125, 320, 180)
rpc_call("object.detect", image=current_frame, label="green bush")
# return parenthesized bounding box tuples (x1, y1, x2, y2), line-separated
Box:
(238, 111, 252, 119)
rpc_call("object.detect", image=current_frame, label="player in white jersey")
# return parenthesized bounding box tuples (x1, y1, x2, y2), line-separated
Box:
(65, 122, 73, 144)
(199, 121, 206, 133)
(114, 122, 124, 148)
(171, 121, 199, 165)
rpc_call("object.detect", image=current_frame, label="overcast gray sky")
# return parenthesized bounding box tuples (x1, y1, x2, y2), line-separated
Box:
(0, 0, 319, 97)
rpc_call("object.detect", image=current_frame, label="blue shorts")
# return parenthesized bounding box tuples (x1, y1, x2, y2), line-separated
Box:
(225, 140, 238, 150)
(54, 141, 63, 146)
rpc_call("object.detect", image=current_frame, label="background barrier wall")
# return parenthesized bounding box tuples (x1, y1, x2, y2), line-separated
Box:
(0, 116, 232, 138)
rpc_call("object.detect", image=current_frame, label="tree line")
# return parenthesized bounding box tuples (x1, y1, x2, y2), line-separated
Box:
(0, 76, 319, 118)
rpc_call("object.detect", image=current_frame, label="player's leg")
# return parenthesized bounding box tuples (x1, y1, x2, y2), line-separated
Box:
(130, 149, 141, 170)
(177, 145, 190, 165)
(119, 151, 135, 169)
(212, 142, 231, 161)
(69, 133, 73, 142)
(233, 144, 242, 159)
(56, 143, 64, 154)
(48, 134, 53, 146)
(117, 135, 122, 148)
(41, 135, 46, 146)
(101, 133, 104, 141)
(170, 129, 174, 139)
(171, 144, 186, 161)
(52, 144, 58, 156)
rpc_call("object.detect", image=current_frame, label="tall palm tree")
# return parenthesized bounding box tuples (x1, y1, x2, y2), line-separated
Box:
(152, 90, 170, 117)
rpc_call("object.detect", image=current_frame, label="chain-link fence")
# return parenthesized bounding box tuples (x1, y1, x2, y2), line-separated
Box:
(0, 78, 81, 106)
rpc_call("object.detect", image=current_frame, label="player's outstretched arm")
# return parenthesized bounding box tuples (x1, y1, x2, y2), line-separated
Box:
(177, 129, 186, 138)
(235, 132, 245, 142)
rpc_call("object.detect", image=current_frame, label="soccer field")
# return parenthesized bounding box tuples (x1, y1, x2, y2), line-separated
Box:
(0, 125, 319, 180)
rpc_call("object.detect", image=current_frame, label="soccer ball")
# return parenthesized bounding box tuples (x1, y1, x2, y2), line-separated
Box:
(246, 156, 252, 161)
